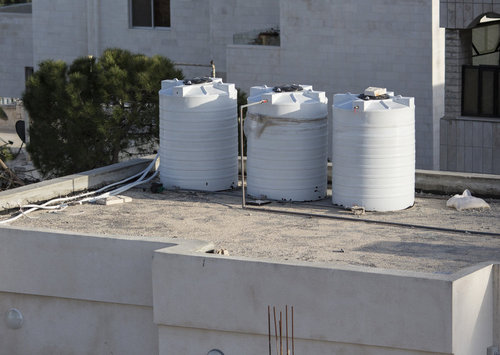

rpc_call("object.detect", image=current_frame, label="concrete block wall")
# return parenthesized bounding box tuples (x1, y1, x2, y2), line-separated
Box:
(228, 0, 445, 170)
(0, 12, 33, 98)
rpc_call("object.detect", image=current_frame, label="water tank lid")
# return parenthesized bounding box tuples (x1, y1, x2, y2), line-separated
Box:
(359, 87, 390, 100)
(273, 84, 303, 93)
(358, 93, 391, 101)
(183, 77, 213, 85)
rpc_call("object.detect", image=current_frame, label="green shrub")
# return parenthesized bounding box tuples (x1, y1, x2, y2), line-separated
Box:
(23, 49, 183, 177)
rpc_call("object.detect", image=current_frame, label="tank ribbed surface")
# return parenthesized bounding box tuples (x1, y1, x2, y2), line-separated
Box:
(331, 92, 415, 211)
(159, 78, 238, 191)
(245, 85, 328, 201)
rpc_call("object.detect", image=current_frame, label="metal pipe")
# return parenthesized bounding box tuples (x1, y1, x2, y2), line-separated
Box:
(240, 100, 267, 208)
(285, 305, 289, 355)
(268, 306, 272, 355)
(242, 205, 500, 237)
(291, 306, 294, 355)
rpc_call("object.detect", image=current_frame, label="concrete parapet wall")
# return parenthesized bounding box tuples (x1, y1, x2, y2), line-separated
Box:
(0, 156, 155, 211)
(153, 246, 498, 354)
(415, 169, 500, 197)
(0, 227, 173, 305)
(0, 291, 158, 355)
(0, 227, 496, 354)
(153, 248, 451, 354)
(0, 226, 212, 354)
(452, 264, 494, 355)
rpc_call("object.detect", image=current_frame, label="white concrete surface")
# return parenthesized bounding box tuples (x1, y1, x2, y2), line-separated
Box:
(0, 227, 175, 305)
(452, 264, 494, 355)
(153, 243, 499, 354)
(0, 291, 158, 355)
(0, 226, 212, 355)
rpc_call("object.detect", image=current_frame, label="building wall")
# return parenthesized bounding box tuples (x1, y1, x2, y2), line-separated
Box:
(228, 0, 445, 170)
(29, 0, 280, 81)
(32, 0, 88, 68)
(439, 1, 500, 174)
(0, 12, 32, 98)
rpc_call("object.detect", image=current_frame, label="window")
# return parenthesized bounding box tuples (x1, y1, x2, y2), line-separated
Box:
(131, 0, 170, 28)
(472, 21, 500, 66)
(462, 65, 500, 117)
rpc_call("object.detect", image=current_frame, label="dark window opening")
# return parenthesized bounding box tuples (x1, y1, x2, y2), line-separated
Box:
(131, 0, 170, 28)
(24, 66, 33, 84)
(462, 65, 500, 117)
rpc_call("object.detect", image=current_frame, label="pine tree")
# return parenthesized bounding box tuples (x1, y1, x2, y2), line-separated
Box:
(23, 49, 183, 177)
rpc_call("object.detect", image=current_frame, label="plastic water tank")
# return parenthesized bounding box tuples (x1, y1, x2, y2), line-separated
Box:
(331, 89, 415, 211)
(245, 84, 328, 201)
(159, 77, 238, 191)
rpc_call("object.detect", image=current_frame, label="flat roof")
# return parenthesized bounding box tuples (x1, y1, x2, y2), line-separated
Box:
(7, 185, 500, 274)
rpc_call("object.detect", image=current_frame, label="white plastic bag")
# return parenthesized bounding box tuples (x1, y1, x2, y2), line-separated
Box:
(446, 189, 490, 211)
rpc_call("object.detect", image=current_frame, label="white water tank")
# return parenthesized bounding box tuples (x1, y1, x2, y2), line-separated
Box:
(159, 78, 238, 191)
(331, 89, 415, 211)
(245, 84, 328, 201)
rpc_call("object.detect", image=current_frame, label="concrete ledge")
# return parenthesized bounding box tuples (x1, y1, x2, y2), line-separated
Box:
(415, 169, 500, 197)
(0, 156, 154, 211)
(0, 226, 210, 306)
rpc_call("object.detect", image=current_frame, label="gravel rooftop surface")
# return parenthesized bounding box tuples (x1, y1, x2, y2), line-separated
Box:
(8, 184, 500, 274)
